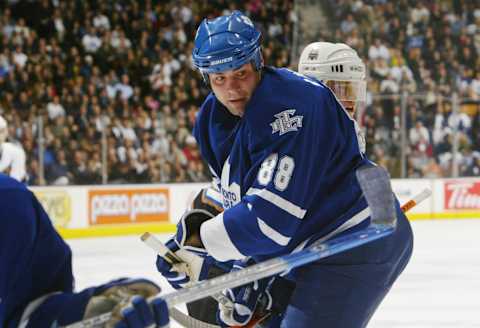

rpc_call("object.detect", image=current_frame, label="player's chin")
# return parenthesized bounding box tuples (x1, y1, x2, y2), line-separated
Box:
(227, 101, 246, 117)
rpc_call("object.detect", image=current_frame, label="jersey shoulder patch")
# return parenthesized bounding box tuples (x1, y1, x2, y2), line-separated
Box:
(270, 109, 304, 136)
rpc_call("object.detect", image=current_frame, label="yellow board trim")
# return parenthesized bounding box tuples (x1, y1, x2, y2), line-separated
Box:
(57, 211, 480, 239)
(58, 223, 177, 239)
(407, 212, 480, 220)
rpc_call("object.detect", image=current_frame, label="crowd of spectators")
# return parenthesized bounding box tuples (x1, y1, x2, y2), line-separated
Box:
(322, 0, 480, 178)
(1, 0, 479, 184)
(0, 0, 295, 185)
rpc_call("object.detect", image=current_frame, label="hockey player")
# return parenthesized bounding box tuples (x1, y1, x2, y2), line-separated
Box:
(0, 115, 27, 182)
(156, 11, 413, 328)
(298, 42, 367, 117)
(0, 173, 169, 327)
(298, 41, 368, 155)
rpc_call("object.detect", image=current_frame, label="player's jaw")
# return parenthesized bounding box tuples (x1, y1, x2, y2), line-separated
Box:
(341, 100, 356, 117)
(225, 93, 249, 116)
(209, 63, 261, 117)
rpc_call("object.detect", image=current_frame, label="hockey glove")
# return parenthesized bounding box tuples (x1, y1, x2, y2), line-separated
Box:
(115, 296, 169, 328)
(156, 209, 218, 289)
(190, 187, 224, 216)
(216, 259, 274, 327)
(24, 278, 166, 328)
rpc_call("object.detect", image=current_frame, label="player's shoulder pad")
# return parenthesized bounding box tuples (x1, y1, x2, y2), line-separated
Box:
(0, 173, 28, 191)
(244, 67, 333, 142)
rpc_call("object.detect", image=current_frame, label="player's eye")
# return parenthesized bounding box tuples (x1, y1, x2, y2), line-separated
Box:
(236, 70, 246, 78)
(213, 75, 225, 84)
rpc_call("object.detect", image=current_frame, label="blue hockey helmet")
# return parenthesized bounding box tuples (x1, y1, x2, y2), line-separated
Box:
(192, 10, 263, 77)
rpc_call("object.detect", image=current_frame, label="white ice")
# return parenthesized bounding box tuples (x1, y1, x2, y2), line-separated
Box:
(69, 219, 480, 328)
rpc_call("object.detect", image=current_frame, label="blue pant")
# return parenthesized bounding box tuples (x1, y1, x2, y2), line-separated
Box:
(280, 204, 413, 328)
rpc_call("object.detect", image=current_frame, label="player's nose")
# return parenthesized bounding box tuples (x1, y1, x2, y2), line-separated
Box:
(225, 77, 241, 91)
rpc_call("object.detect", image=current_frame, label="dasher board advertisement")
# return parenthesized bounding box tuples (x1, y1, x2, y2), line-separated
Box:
(88, 188, 169, 225)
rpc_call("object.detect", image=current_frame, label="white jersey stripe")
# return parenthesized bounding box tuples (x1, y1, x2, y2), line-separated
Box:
(246, 188, 307, 219)
(205, 187, 223, 205)
(279, 205, 371, 276)
(291, 205, 371, 255)
(200, 212, 245, 261)
(257, 217, 291, 246)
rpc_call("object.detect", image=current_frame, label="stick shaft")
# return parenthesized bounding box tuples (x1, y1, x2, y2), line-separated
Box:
(141, 232, 182, 264)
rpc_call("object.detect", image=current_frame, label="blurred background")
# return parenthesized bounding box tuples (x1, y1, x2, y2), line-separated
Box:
(0, 0, 478, 187)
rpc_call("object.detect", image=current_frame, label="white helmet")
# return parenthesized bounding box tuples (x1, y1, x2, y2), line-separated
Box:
(298, 42, 366, 103)
(0, 115, 7, 144)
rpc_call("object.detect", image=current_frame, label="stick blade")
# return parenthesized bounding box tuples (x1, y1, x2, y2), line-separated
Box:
(356, 165, 396, 227)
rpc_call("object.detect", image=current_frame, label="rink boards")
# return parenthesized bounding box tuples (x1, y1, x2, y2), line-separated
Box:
(29, 178, 480, 238)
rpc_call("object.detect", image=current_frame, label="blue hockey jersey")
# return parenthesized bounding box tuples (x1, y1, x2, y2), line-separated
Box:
(195, 67, 371, 262)
(0, 174, 74, 327)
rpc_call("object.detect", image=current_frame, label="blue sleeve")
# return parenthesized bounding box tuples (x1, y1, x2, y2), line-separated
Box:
(0, 178, 73, 325)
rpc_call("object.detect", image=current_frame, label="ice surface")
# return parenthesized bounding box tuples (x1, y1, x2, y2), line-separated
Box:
(68, 219, 480, 328)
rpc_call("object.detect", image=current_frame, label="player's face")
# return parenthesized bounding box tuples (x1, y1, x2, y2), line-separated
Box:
(340, 100, 355, 117)
(325, 80, 365, 118)
(0, 127, 7, 144)
(209, 63, 261, 117)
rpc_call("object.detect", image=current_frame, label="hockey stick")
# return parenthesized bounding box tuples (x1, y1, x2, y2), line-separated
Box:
(144, 186, 432, 328)
(64, 166, 421, 328)
(64, 227, 393, 328)
(141, 232, 233, 308)
(400, 188, 431, 213)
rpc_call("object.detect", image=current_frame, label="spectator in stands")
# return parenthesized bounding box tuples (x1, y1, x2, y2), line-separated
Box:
(21, 0, 473, 183)
(322, 0, 480, 178)
(47, 95, 65, 121)
(464, 152, 480, 176)
(46, 149, 70, 185)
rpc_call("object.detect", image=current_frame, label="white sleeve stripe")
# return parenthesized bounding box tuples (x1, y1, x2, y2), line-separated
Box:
(279, 205, 371, 277)
(18, 292, 59, 328)
(257, 217, 291, 246)
(205, 187, 223, 204)
(200, 212, 245, 262)
(167, 273, 187, 281)
(293, 205, 371, 254)
(208, 165, 219, 178)
(246, 188, 307, 219)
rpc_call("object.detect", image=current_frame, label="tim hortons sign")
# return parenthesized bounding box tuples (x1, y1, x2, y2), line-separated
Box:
(444, 180, 480, 210)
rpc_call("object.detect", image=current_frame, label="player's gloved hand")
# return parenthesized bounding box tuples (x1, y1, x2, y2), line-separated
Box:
(156, 209, 217, 289)
(114, 296, 169, 328)
(25, 278, 163, 327)
(190, 187, 224, 215)
(216, 259, 274, 327)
